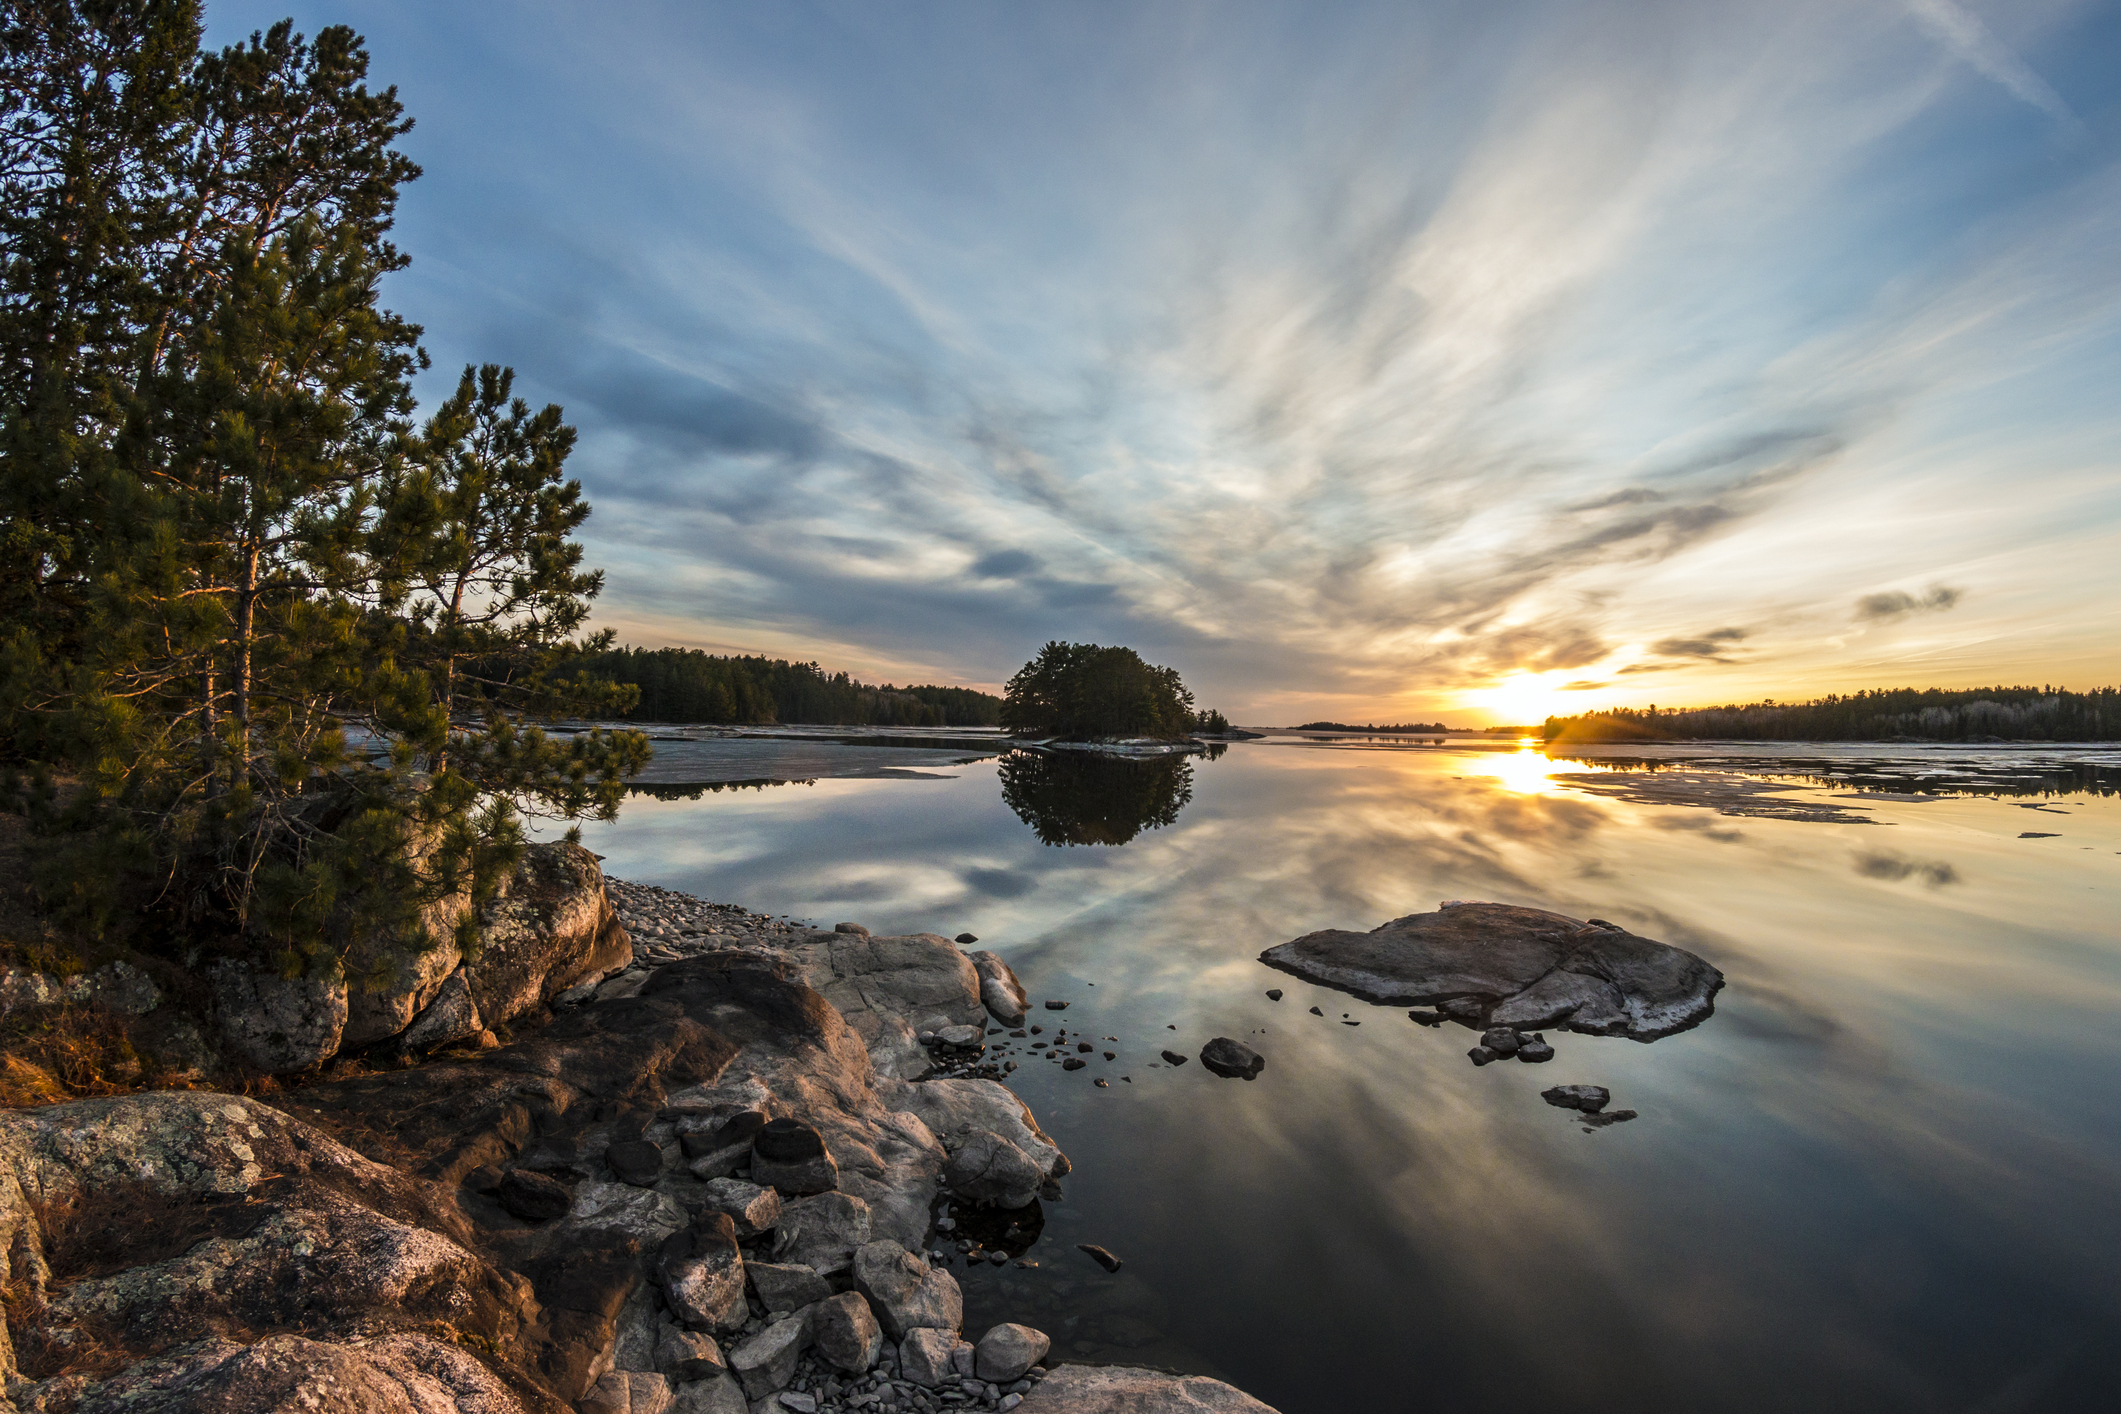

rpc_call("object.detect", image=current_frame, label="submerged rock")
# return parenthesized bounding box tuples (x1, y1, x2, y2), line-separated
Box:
(1077, 1243, 1123, 1272)
(1541, 1084, 1612, 1113)
(1260, 902, 1722, 1041)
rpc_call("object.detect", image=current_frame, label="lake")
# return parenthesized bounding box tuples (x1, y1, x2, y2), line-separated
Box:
(554, 736, 2121, 1412)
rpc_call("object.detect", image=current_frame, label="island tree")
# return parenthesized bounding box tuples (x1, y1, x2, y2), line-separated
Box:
(999, 641, 1195, 741)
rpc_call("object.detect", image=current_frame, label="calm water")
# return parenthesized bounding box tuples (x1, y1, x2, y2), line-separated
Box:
(558, 740, 2121, 1412)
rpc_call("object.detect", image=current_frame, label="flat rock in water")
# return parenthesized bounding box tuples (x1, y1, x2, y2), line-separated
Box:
(1259, 902, 1722, 1041)
(1541, 1084, 1611, 1113)
(1199, 1037, 1265, 1079)
(1159, 1050, 1187, 1066)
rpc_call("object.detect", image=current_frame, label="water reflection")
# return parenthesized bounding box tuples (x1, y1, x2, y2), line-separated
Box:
(558, 745, 2121, 1412)
(1486, 745, 1571, 795)
(998, 750, 1197, 846)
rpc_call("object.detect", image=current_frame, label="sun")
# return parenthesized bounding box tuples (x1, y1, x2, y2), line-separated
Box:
(1481, 671, 1568, 729)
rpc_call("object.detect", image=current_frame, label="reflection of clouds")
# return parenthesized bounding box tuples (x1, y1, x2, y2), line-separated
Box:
(1853, 849, 1960, 887)
(560, 747, 2121, 1402)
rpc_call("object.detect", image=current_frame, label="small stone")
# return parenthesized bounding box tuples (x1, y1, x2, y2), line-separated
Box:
(702, 1177, 786, 1237)
(1061, 1057, 1086, 1071)
(730, 1313, 813, 1398)
(1093, 1079, 1109, 1088)
(899, 1328, 959, 1389)
(1541, 1084, 1612, 1113)
(749, 1262, 834, 1313)
(496, 1169, 572, 1222)
(1468, 1046, 1499, 1066)
(1101, 1051, 1115, 1060)
(1199, 1037, 1265, 1079)
(1517, 1040, 1556, 1062)
(656, 1327, 726, 1379)
(973, 1324, 1050, 1383)
(1308, 1006, 1323, 1016)
(937, 1025, 985, 1051)
(1265, 989, 1283, 1001)
(779, 1393, 819, 1413)
(1075, 1042, 1093, 1053)
(1077, 1243, 1122, 1272)
(813, 1290, 884, 1372)
(608, 1138, 666, 1187)
(1043, 1000, 1068, 1010)
(1159, 1050, 1186, 1066)
(1481, 1027, 1522, 1055)
(956, 933, 979, 944)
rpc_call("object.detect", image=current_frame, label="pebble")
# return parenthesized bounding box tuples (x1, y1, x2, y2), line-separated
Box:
(1265, 989, 1283, 1000)
(1043, 1000, 1069, 1010)
(1309, 1006, 1323, 1016)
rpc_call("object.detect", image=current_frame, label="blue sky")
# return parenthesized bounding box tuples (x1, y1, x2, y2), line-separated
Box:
(214, 0, 2121, 723)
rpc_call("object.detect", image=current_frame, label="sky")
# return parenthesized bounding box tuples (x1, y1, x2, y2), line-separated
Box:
(213, 0, 2121, 725)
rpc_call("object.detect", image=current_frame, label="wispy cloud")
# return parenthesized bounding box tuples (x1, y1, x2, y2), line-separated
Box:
(1856, 586, 1966, 622)
(1902, 0, 2081, 130)
(279, 0, 2121, 715)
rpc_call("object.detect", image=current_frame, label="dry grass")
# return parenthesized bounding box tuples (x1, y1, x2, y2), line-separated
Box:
(0, 1006, 148, 1109)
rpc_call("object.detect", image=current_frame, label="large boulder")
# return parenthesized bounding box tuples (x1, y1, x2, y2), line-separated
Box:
(22, 1332, 540, 1414)
(889, 1077, 1069, 1208)
(966, 950, 1028, 1026)
(785, 930, 986, 1077)
(397, 967, 486, 1053)
(974, 1323, 1050, 1382)
(660, 1213, 749, 1333)
(338, 818, 475, 1049)
(463, 841, 632, 1029)
(0, 1093, 540, 1405)
(209, 960, 348, 1073)
(850, 1240, 961, 1339)
(1017, 1365, 1282, 1413)
(770, 1192, 873, 1275)
(1260, 903, 1722, 1041)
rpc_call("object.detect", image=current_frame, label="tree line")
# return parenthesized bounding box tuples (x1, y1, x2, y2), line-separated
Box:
(1, 4, 644, 970)
(577, 646, 1003, 727)
(1544, 686, 2121, 743)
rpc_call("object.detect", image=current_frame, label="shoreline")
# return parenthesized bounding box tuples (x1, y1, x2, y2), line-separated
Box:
(0, 861, 1277, 1414)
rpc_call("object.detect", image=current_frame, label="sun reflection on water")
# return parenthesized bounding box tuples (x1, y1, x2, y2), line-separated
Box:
(1488, 743, 1563, 794)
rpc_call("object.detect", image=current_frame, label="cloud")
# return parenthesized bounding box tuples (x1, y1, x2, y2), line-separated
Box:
(1855, 585, 1965, 621)
(970, 549, 1041, 579)
(342, 0, 2121, 716)
(1643, 627, 1748, 663)
(1901, 0, 2080, 131)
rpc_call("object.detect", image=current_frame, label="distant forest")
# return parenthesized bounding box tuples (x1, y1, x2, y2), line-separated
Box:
(577, 647, 1002, 726)
(1545, 686, 2121, 743)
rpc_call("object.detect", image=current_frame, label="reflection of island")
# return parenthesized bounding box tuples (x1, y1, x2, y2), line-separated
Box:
(626, 779, 813, 800)
(999, 749, 1196, 846)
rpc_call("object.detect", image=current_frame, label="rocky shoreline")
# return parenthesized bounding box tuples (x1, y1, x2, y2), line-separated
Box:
(0, 857, 1277, 1414)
